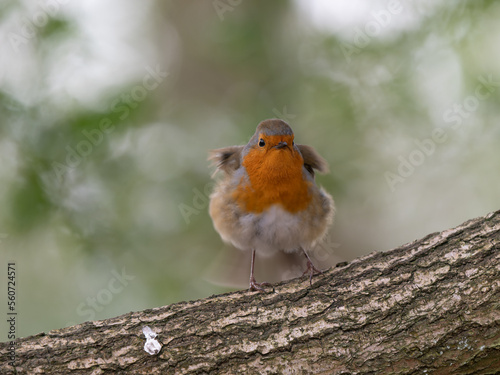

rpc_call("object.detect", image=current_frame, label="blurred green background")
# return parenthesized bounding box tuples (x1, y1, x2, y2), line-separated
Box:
(1, 0, 500, 339)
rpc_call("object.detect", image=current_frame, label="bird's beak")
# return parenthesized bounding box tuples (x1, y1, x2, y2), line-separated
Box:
(274, 141, 288, 150)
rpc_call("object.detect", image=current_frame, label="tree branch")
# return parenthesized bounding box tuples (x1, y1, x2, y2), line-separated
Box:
(1, 210, 500, 374)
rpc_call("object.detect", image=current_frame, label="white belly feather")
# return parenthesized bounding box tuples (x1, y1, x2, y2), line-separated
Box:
(231, 204, 315, 257)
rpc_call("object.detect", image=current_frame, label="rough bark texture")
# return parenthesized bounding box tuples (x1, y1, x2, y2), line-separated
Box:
(1, 210, 500, 374)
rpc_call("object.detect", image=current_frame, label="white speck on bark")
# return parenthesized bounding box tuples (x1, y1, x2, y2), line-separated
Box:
(142, 326, 162, 355)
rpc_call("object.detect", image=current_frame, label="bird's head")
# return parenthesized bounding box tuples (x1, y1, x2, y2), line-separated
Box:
(242, 119, 304, 185)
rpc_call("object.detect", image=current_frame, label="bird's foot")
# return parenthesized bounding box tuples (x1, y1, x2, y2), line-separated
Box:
(302, 260, 323, 285)
(249, 277, 274, 292)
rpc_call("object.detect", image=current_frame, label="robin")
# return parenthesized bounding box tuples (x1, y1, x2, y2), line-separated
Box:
(209, 119, 334, 291)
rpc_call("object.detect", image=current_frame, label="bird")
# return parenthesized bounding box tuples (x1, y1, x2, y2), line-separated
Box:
(208, 119, 334, 291)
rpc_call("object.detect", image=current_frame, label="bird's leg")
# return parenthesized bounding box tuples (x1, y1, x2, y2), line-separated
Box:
(249, 249, 273, 292)
(301, 248, 323, 285)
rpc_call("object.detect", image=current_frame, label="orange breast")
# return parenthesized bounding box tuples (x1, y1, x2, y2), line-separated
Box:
(233, 146, 311, 213)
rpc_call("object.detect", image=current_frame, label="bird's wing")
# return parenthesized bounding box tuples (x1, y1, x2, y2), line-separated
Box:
(208, 146, 244, 175)
(296, 144, 329, 177)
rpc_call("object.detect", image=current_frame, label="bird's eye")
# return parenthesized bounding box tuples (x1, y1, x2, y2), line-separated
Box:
(258, 138, 265, 147)
(292, 141, 295, 146)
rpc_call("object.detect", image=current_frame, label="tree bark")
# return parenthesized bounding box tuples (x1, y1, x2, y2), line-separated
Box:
(1, 210, 500, 374)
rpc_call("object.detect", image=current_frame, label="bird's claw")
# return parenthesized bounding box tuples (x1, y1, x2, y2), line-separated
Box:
(302, 260, 323, 285)
(249, 277, 274, 292)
